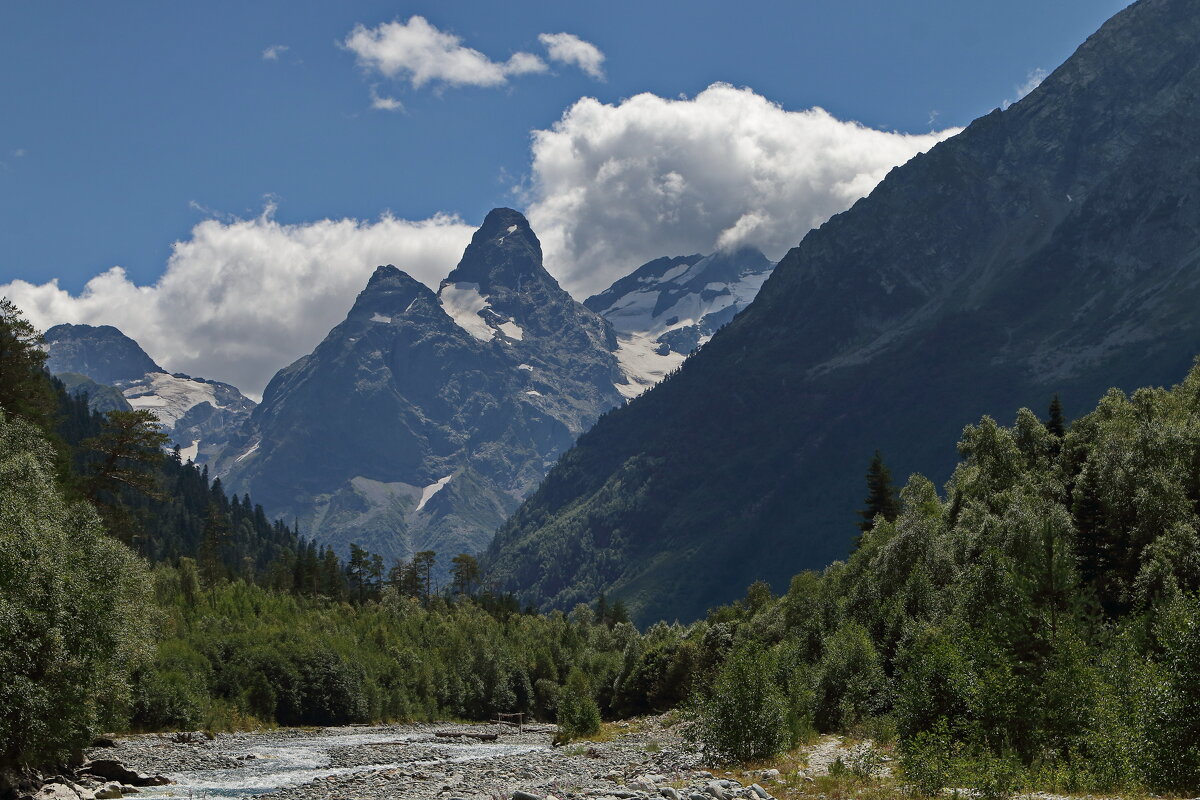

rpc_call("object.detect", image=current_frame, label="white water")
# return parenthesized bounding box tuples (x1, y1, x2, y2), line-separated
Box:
(135, 728, 544, 799)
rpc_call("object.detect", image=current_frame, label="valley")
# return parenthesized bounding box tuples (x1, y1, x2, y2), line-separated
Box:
(4, 1, 1200, 799)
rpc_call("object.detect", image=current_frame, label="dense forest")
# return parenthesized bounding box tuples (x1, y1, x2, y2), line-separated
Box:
(3, 297, 1200, 796)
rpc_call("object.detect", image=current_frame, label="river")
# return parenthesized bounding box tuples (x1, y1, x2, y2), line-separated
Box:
(124, 726, 546, 799)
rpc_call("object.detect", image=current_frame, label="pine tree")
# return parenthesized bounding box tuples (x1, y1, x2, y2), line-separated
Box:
(412, 550, 437, 599)
(0, 298, 56, 427)
(199, 499, 228, 587)
(1046, 394, 1066, 439)
(81, 409, 169, 542)
(347, 543, 371, 603)
(450, 553, 480, 596)
(857, 450, 900, 534)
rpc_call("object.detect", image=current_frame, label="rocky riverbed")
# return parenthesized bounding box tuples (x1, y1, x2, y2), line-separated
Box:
(67, 716, 808, 800)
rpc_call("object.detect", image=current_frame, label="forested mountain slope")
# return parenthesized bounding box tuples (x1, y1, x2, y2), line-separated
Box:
(485, 0, 1200, 623)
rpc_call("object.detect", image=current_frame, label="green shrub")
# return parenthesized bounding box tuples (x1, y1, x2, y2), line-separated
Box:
(813, 621, 887, 732)
(130, 670, 205, 731)
(900, 719, 958, 797)
(1140, 594, 1200, 792)
(968, 751, 1022, 800)
(696, 646, 787, 763)
(555, 667, 601, 742)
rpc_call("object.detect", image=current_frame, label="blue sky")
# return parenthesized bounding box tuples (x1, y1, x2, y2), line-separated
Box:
(0, 0, 1131, 393)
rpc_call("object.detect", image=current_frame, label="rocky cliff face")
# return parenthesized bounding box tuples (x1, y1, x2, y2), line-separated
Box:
(45, 324, 162, 385)
(484, 0, 1200, 623)
(217, 209, 624, 569)
(43, 323, 255, 463)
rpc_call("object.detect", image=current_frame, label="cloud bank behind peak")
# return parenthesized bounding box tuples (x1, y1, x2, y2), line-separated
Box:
(526, 83, 959, 297)
(3, 84, 959, 396)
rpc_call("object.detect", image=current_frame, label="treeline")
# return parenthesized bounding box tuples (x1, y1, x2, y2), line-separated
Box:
(7, 294, 1200, 796)
(0, 300, 522, 779)
(682, 369, 1200, 794)
(135, 571, 641, 734)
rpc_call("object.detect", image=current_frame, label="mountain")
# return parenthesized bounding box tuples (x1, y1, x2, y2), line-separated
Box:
(585, 248, 775, 399)
(54, 373, 133, 414)
(43, 323, 256, 463)
(216, 208, 623, 570)
(44, 323, 161, 384)
(484, 0, 1200, 623)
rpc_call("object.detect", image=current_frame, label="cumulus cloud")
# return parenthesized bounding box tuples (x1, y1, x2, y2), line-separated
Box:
(342, 16, 546, 89)
(7, 83, 962, 395)
(525, 83, 960, 297)
(369, 86, 404, 111)
(538, 33, 605, 80)
(262, 44, 289, 61)
(3, 209, 474, 399)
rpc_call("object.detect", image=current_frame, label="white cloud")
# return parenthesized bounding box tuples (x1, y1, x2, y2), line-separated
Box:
(262, 44, 289, 61)
(1004, 67, 1047, 109)
(342, 16, 546, 89)
(525, 83, 960, 297)
(369, 86, 404, 111)
(11, 148, 26, 158)
(3, 209, 474, 399)
(538, 33, 605, 80)
(7, 83, 962, 396)
(1016, 67, 1048, 99)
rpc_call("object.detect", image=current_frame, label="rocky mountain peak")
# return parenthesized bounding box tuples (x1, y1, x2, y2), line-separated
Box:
(444, 208, 548, 294)
(44, 323, 163, 385)
(352, 265, 439, 321)
(217, 211, 624, 577)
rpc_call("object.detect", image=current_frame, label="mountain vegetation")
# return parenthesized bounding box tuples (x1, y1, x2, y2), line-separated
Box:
(485, 0, 1200, 623)
(7, 304, 1200, 795)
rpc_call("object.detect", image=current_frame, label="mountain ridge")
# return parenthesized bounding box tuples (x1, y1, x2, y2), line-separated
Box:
(217, 209, 625, 571)
(484, 0, 1200, 623)
(43, 323, 256, 464)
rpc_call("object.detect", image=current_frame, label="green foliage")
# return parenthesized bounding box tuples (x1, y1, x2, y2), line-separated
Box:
(663, 360, 1200, 795)
(0, 411, 154, 769)
(1140, 594, 1200, 791)
(813, 621, 887, 732)
(0, 298, 57, 427)
(900, 719, 959, 797)
(858, 450, 900, 535)
(696, 646, 788, 763)
(555, 668, 601, 742)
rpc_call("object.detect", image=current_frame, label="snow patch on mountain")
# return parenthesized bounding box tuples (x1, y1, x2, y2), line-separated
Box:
(438, 281, 495, 342)
(588, 248, 775, 398)
(415, 474, 453, 513)
(123, 372, 220, 429)
(498, 320, 524, 340)
(370, 313, 392, 323)
(235, 440, 261, 463)
(613, 332, 687, 399)
(180, 439, 200, 463)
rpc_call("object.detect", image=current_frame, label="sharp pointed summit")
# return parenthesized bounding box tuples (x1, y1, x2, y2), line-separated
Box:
(444, 208, 545, 293)
(217, 212, 623, 574)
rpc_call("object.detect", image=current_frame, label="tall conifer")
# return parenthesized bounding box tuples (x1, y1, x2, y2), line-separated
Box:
(858, 450, 900, 534)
